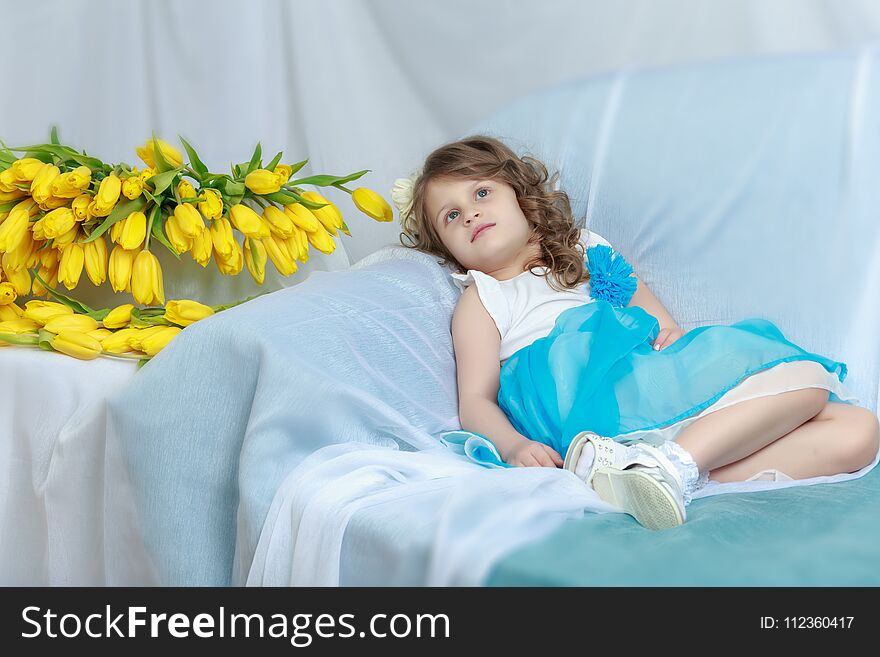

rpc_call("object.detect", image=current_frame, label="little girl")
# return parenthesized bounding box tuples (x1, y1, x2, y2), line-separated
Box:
(394, 135, 880, 531)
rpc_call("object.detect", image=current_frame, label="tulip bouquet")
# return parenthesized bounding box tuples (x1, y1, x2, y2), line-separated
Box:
(0, 130, 394, 308)
(0, 130, 395, 361)
(0, 271, 254, 365)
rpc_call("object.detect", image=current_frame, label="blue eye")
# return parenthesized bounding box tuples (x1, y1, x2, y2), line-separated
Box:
(445, 187, 489, 223)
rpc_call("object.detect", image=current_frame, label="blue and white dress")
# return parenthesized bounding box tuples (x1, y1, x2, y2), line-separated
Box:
(446, 230, 858, 465)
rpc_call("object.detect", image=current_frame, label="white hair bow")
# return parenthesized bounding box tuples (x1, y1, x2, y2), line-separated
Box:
(391, 166, 423, 235)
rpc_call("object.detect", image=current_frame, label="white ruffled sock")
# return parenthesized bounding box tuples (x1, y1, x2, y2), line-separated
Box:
(656, 440, 709, 506)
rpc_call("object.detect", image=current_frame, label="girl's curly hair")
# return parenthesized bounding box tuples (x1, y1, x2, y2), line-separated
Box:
(398, 135, 589, 292)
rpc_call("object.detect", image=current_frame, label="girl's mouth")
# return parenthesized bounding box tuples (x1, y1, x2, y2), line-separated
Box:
(471, 223, 495, 242)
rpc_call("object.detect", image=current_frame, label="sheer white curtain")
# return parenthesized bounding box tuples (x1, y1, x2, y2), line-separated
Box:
(2, 0, 879, 266)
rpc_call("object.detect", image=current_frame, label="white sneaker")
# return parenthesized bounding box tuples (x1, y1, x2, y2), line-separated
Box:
(564, 432, 686, 530)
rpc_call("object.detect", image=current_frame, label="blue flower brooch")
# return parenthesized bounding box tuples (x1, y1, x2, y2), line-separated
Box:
(586, 244, 637, 307)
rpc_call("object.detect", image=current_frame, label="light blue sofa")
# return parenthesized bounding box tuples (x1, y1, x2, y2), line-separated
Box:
(465, 46, 880, 585)
(93, 47, 880, 586)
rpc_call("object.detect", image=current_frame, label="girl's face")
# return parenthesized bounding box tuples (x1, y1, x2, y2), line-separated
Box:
(425, 176, 539, 279)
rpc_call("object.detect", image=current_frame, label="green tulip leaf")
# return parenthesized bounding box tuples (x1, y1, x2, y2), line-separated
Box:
(223, 179, 246, 197)
(50, 126, 60, 145)
(266, 151, 284, 172)
(339, 220, 351, 236)
(82, 196, 147, 243)
(151, 133, 174, 173)
(289, 169, 369, 187)
(288, 158, 308, 176)
(265, 190, 300, 205)
(246, 142, 262, 175)
(146, 168, 183, 196)
(179, 136, 208, 177)
(150, 212, 181, 259)
(32, 270, 96, 314)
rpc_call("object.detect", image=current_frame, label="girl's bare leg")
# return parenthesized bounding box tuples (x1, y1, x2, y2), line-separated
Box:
(673, 388, 830, 473)
(707, 401, 880, 482)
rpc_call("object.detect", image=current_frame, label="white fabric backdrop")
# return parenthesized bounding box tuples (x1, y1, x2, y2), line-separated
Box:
(2, 0, 879, 267)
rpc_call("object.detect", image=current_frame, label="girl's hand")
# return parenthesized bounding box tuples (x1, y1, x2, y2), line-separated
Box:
(653, 326, 685, 351)
(505, 439, 563, 468)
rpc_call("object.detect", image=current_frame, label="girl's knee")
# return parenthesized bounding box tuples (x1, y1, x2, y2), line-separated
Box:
(800, 387, 830, 416)
(834, 407, 880, 472)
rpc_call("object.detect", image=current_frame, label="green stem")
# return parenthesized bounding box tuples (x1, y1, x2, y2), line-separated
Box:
(0, 332, 39, 346)
(333, 184, 353, 194)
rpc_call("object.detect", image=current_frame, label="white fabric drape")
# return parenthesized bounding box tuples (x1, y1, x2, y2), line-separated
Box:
(2, 0, 879, 267)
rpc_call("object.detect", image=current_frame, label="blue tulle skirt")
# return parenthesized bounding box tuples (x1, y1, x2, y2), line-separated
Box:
(497, 300, 850, 458)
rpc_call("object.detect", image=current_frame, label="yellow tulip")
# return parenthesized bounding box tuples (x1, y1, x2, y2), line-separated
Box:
(210, 216, 235, 258)
(352, 187, 393, 222)
(301, 191, 342, 236)
(51, 166, 92, 198)
(42, 207, 76, 239)
(40, 248, 59, 269)
(135, 139, 183, 169)
(0, 206, 30, 252)
(164, 214, 194, 254)
(263, 205, 294, 238)
(44, 313, 99, 334)
(88, 328, 113, 341)
(53, 224, 80, 249)
(50, 330, 102, 360)
(0, 282, 16, 305)
(122, 176, 144, 200)
(295, 225, 309, 262)
(284, 234, 303, 264)
(24, 300, 73, 325)
(110, 217, 124, 245)
(40, 195, 70, 211)
(109, 245, 137, 293)
(172, 203, 205, 238)
(141, 326, 182, 357)
(198, 189, 224, 220)
(10, 158, 45, 183)
(244, 169, 282, 195)
(101, 328, 139, 354)
(3, 229, 35, 270)
(244, 238, 267, 284)
(177, 180, 196, 199)
(190, 228, 213, 267)
(274, 164, 293, 183)
(214, 238, 243, 276)
(3, 267, 30, 296)
(126, 325, 166, 351)
(72, 194, 92, 220)
(31, 263, 58, 297)
(0, 168, 17, 193)
(139, 168, 156, 185)
(131, 250, 165, 305)
(102, 303, 134, 329)
(59, 243, 85, 289)
(93, 174, 121, 216)
(0, 301, 25, 320)
(164, 299, 214, 327)
(283, 203, 321, 233)
(119, 211, 147, 249)
(263, 234, 297, 276)
(83, 237, 108, 286)
(0, 317, 39, 333)
(305, 223, 336, 255)
(0, 188, 26, 202)
(29, 163, 60, 204)
(228, 203, 263, 238)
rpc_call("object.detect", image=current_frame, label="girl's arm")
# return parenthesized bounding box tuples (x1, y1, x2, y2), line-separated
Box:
(452, 285, 558, 466)
(627, 275, 678, 329)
